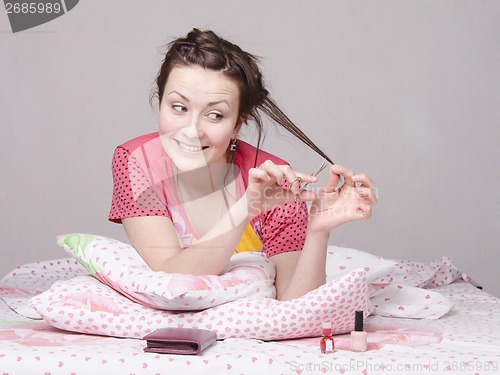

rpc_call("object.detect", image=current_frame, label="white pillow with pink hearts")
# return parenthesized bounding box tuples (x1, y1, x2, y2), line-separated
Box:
(57, 233, 276, 311)
(326, 246, 397, 283)
(29, 268, 371, 340)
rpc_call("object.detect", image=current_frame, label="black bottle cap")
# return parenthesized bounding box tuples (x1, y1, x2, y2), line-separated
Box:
(354, 310, 364, 331)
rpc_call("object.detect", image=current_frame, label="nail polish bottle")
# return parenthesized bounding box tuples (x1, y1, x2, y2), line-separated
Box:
(320, 322, 335, 353)
(351, 310, 368, 352)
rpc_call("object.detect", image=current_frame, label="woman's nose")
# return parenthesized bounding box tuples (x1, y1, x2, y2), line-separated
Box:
(183, 115, 203, 138)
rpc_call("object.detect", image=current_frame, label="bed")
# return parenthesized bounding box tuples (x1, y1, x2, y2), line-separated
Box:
(1, 234, 499, 375)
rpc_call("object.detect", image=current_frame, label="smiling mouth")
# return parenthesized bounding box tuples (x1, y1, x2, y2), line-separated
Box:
(176, 140, 209, 152)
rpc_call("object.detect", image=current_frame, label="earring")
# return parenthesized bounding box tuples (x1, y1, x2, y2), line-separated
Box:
(230, 138, 237, 152)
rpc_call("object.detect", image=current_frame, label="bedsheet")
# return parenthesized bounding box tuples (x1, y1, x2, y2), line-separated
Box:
(1, 259, 499, 375)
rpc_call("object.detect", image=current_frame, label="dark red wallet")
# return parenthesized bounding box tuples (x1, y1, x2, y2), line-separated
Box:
(143, 328, 217, 355)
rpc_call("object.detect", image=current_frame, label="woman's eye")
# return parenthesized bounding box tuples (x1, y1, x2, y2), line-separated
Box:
(172, 105, 187, 113)
(207, 112, 223, 121)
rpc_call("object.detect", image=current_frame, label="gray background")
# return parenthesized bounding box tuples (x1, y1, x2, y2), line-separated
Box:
(1, 0, 499, 296)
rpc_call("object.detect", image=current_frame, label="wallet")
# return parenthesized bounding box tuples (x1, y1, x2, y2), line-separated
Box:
(143, 327, 217, 355)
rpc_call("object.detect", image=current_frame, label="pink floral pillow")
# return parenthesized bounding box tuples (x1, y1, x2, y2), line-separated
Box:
(29, 268, 371, 341)
(56, 233, 276, 311)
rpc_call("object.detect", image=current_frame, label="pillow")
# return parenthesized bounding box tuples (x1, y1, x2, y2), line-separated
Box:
(370, 283, 453, 320)
(371, 257, 467, 288)
(56, 233, 276, 311)
(326, 246, 397, 284)
(29, 268, 371, 341)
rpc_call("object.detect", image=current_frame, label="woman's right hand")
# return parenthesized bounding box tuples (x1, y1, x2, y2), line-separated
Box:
(244, 160, 317, 217)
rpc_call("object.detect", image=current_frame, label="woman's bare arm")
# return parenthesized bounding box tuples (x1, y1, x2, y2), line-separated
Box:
(123, 195, 251, 275)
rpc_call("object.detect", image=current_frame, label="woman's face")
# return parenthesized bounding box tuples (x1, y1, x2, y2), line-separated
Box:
(159, 65, 242, 172)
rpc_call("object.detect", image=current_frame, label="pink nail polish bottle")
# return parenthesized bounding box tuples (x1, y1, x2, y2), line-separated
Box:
(320, 322, 335, 353)
(351, 310, 368, 352)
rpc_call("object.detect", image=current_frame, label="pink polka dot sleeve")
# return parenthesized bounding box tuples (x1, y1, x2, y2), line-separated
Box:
(259, 202, 308, 256)
(108, 146, 171, 224)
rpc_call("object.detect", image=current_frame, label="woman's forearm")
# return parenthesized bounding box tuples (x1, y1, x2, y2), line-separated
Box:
(275, 227, 330, 300)
(155, 195, 252, 275)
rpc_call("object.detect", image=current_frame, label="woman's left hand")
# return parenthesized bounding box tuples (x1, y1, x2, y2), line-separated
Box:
(308, 164, 378, 233)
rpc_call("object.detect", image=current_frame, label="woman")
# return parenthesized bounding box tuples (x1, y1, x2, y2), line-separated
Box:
(109, 29, 377, 301)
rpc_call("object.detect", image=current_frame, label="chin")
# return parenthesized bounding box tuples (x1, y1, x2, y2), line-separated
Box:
(171, 156, 208, 173)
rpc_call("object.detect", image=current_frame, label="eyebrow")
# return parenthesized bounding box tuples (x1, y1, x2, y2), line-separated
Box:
(168, 90, 189, 102)
(208, 99, 231, 107)
(167, 90, 231, 108)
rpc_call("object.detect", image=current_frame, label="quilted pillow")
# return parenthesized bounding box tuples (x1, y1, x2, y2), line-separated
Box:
(29, 268, 371, 341)
(56, 233, 276, 311)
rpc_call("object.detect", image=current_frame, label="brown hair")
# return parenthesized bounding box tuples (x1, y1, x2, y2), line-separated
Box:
(152, 28, 333, 165)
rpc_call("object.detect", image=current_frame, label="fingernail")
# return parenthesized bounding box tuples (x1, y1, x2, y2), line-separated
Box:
(352, 174, 359, 180)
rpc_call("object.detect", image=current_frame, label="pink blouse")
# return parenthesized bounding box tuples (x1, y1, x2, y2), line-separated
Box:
(109, 132, 308, 256)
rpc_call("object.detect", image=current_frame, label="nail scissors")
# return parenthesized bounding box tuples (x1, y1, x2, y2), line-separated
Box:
(295, 158, 345, 201)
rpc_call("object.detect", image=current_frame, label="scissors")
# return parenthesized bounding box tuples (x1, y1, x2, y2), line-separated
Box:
(294, 158, 345, 202)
